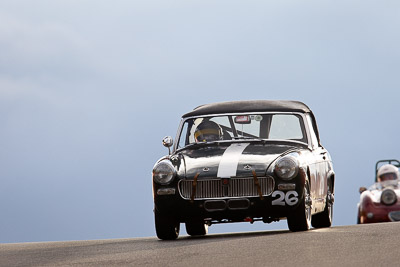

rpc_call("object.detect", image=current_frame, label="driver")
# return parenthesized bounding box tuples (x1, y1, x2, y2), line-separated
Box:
(377, 164, 400, 182)
(194, 120, 222, 142)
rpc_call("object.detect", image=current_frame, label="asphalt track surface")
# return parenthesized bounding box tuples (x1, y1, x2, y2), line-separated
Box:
(1, 222, 399, 267)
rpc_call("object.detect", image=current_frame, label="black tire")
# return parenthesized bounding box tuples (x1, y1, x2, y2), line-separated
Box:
(154, 211, 180, 240)
(287, 180, 311, 232)
(185, 220, 208, 236)
(311, 181, 333, 228)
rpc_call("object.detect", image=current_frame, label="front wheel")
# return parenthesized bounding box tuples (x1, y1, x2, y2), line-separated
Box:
(185, 220, 208, 236)
(154, 210, 180, 240)
(287, 180, 311, 232)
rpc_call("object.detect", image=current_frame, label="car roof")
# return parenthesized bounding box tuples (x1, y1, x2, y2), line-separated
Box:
(182, 100, 312, 118)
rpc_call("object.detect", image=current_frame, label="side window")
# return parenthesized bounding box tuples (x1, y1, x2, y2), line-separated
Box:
(306, 114, 319, 149)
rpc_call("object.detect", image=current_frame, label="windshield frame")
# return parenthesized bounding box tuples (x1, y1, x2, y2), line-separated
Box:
(369, 180, 400, 191)
(173, 111, 311, 152)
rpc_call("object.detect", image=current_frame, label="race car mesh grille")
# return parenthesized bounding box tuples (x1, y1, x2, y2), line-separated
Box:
(178, 177, 274, 200)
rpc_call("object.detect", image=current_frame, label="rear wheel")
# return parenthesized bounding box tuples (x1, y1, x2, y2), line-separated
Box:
(154, 211, 180, 240)
(311, 180, 334, 228)
(287, 180, 311, 232)
(185, 220, 208, 236)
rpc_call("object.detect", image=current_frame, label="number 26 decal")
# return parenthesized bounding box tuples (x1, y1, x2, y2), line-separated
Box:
(271, 191, 299, 206)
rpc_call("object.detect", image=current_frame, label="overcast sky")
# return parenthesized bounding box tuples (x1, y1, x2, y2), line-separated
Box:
(1, 0, 399, 243)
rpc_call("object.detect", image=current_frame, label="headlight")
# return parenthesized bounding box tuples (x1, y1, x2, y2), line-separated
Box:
(274, 156, 299, 180)
(381, 189, 397, 206)
(153, 161, 176, 185)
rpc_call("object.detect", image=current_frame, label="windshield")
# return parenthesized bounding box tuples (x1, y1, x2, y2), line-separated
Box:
(369, 180, 400, 190)
(177, 113, 307, 149)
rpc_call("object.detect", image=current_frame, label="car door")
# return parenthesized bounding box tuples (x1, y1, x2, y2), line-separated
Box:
(305, 114, 328, 212)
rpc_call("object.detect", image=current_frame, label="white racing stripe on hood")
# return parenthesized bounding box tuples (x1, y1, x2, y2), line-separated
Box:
(217, 143, 250, 178)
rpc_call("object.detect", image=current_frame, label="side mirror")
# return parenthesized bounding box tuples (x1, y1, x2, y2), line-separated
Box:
(162, 136, 173, 155)
(359, 187, 367, 194)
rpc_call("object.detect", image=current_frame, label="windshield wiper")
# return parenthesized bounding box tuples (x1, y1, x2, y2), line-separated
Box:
(233, 136, 262, 140)
(232, 137, 269, 144)
(181, 141, 219, 150)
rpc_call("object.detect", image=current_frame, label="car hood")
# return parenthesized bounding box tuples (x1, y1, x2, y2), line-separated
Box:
(175, 142, 299, 179)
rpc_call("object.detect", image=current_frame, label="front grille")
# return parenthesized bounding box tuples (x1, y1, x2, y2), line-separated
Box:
(178, 176, 274, 200)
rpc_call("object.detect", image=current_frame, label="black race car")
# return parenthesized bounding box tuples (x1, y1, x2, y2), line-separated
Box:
(152, 100, 335, 240)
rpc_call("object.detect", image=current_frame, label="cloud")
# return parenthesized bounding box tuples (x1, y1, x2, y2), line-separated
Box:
(0, 12, 95, 82)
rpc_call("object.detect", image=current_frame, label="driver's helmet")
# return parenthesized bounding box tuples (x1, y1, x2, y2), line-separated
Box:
(377, 164, 399, 182)
(194, 121, 222, 142)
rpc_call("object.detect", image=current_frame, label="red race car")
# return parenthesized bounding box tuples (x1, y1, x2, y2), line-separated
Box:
(357, 159, 400, 224)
